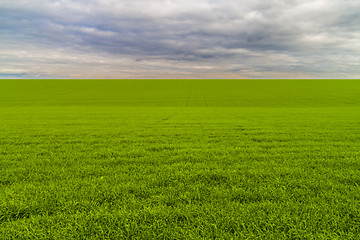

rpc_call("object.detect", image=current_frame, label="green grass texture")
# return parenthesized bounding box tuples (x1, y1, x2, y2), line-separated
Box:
(1, 80, 360, 239)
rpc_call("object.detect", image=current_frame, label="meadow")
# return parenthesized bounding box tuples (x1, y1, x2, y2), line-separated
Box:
(0, 79, 360, 239)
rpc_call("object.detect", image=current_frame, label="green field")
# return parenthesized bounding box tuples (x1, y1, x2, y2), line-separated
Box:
(1, 80, 360, 239)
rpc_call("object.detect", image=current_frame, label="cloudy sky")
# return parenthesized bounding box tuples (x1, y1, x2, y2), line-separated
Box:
(1, 0, 360, 79)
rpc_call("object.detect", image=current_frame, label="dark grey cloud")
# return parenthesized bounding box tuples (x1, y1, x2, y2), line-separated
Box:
(1, 0, 360, 78)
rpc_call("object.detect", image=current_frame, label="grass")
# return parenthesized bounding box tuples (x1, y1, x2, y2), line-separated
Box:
(1, 79, 360, 239)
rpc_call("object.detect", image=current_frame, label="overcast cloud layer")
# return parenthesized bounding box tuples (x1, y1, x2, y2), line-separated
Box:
(1, 0, 360, 78)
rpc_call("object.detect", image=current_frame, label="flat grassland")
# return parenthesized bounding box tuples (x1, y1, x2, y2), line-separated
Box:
(1, 80, 360, 239)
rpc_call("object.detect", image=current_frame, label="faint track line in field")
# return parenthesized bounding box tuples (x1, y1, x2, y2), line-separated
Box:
(185, 93, 190, 107)
(185, 82, 193, 107)
(203, 95, 209, 107)
(225, 96, 238, 107)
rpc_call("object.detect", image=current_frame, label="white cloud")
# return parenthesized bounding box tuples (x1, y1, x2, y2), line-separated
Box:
(1, 0, 359, 78)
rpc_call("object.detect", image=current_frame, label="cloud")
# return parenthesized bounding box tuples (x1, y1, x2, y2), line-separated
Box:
(1, 0, 360, 78)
